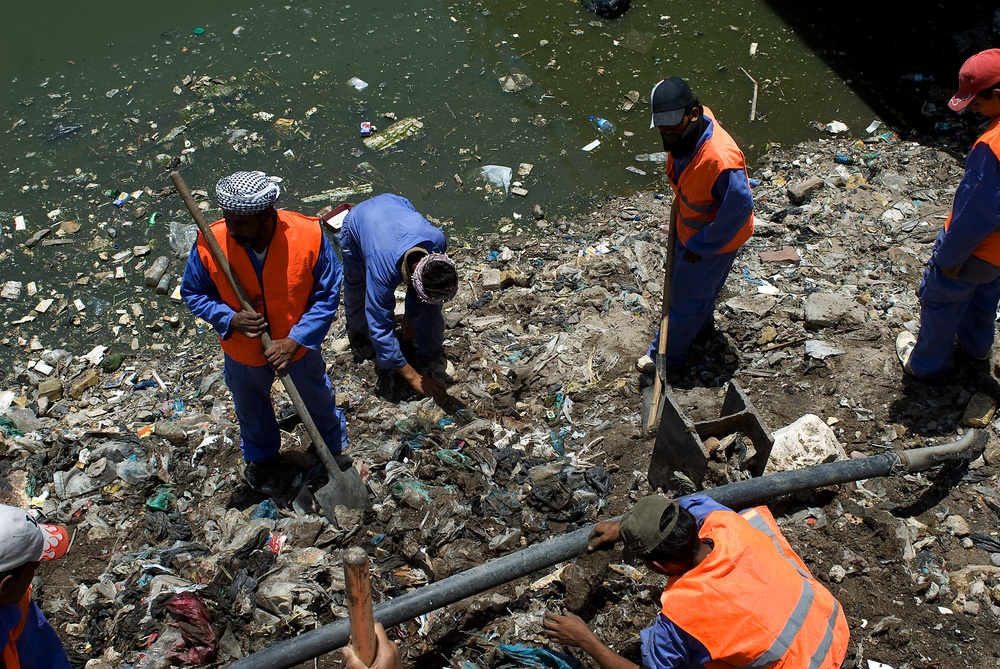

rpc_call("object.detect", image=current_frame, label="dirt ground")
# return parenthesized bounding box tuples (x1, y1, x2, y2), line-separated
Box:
(11, 127, 1000, 669)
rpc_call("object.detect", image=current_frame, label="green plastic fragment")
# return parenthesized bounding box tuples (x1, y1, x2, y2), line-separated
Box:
(146, 485, 176, 511)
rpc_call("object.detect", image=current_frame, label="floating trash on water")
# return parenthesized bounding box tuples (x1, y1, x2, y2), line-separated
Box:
(362, 117, 424, 151)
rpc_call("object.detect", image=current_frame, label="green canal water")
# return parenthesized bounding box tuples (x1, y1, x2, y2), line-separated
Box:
(0, 0, 880, 365)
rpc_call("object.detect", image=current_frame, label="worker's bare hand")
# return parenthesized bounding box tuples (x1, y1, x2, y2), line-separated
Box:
(409, 372, 448, 404)
(341, 623, 403, 669)
(941, 264, 962, 279)
(587, 520, 621, 552)
(231, 310, 267, 338)
(543, 611, 596, 649)
(264, 338, 301, 372)
(683, 249, 703, 263)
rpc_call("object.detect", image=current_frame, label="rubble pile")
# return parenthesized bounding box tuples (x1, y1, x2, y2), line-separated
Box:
(4, 126, 1000, 668)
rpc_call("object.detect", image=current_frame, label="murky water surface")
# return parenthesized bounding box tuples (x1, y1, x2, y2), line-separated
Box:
(0, 0, 877, 364)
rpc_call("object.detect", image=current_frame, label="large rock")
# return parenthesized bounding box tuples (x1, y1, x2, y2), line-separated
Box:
(725, 295, 778, 318)
(803, 293, 866, 329)
(765, 414, 848, 474)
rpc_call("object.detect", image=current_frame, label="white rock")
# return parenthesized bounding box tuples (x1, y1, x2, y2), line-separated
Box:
(765, 414, 848, 474)
(942, 514, 971, 537)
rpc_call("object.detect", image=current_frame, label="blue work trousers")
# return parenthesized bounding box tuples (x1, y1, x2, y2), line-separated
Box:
(224, 349, 348, 463)
(908, 263, 1000, 379)
(647, 247, 739, 367)
(341, 246, 444, 367)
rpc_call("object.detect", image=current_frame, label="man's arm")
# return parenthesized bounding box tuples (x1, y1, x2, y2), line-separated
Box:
(179, 242, 240, 338)
(934, 143, 1000, 272)
(679, 169, 753, 259)
(287, 234, 343, 351)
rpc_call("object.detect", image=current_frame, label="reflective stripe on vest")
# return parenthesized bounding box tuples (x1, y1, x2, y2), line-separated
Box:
(666, 107, 754, 253)
(2, 587, 32, 669)
(738, 508, 842, 669)
(196, 210, 322, 367)
(943, 116, 1000, 266)
(660, 508, 849, 669)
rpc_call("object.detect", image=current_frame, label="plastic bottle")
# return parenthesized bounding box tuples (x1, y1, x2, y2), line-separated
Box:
(590, 115, 616, 134)
(899, 74, 935, 85)
(834, 153, 855, 165)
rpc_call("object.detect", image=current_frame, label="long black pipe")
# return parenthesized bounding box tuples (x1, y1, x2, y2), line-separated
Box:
(225, 431, 982, 669)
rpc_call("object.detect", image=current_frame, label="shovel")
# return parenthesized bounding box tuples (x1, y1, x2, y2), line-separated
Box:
(643, 201, 677, 433)
(169, 171, 369, 514)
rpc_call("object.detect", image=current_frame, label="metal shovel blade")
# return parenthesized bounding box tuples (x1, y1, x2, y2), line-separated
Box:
(314, 463, 369, 517)
(641, 383, 664, 432)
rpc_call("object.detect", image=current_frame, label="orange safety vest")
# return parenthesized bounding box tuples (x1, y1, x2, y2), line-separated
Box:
(944, 116, 1000, 265)
(666, 108, 754, 254)
(2, 587, 32, 669)
(197, 209, 322, 367)
(660, 507, 849, 669)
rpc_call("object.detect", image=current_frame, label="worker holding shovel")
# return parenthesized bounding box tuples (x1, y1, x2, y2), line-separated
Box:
(544, 494, 850, 669)
(180, 171, 350, 498)
(637, 77, 754, 381)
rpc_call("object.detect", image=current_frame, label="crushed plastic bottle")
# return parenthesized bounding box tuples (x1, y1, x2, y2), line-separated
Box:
(590, 115, 616, 134)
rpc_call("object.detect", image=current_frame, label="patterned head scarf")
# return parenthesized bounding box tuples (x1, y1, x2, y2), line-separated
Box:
(215, 171, 282, 215)
(412, 253, 458, 305)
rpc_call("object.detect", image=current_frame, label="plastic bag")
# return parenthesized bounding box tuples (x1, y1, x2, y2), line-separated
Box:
(480, 165, 512, 193)
(496, 644, 584, 669)
(169, 221, 198, 259)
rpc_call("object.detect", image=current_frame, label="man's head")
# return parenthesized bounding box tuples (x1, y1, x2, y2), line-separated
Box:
(0, 505, 68, 604)
(949, 49, 1000, 117)
(403, 248, 459, 305)
(215, 171, 282, 249)
(650, 77, 704, 156)
(620, 496, 701, 576)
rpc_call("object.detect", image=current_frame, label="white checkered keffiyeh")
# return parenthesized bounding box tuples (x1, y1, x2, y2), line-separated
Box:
(215, 171, 282, 215)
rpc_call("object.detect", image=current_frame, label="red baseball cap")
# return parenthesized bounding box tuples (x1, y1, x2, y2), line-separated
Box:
(949, 49, 1000, 111)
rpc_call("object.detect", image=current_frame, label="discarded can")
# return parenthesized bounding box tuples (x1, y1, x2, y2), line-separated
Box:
(360, 121, 372, 137)
(112, 192, 130, 207)
(834, 153, 855, 165)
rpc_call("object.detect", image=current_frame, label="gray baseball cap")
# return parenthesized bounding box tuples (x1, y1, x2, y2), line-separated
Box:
(0, 505, 69, 572)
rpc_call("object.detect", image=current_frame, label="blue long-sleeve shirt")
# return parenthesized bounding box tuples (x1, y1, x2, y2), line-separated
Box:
(0, 595, 72, 669)
(342, 193, 447, 370)
(669, 115, 754, 258)
(933, 123, 1000, 270)
(180, 218, 342, 353)
(638, 495, 728, 669)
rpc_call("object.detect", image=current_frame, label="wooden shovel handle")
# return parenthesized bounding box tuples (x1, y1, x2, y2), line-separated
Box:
(646, 200, 678, 430)
(344, 546, 377, 666)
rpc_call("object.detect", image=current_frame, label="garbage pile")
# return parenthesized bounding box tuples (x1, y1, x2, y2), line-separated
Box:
(4, 125, 1000, 668)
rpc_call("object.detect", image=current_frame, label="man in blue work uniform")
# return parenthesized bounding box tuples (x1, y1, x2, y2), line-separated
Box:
(897, 49, 1000, 379)
(340, 193, 459, 403)
(0, 505, 71, 669)
(637, 77, 754, 377)
(181, 171, 349, 497)
(543, 495, 849, 669)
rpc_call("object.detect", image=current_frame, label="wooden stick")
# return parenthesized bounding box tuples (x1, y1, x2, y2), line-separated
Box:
(646, 202, 678, 432)
(344, 547, 376, 666)
(740, 67, 758, 122)
(759, 336, 809, 353)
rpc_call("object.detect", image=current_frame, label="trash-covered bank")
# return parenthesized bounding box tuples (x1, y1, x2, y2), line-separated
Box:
(6, 126, 1000, 669)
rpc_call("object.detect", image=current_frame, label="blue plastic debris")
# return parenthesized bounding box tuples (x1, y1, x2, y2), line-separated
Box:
(496, 644, 584, 669)
(251, 499, 278, 520)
